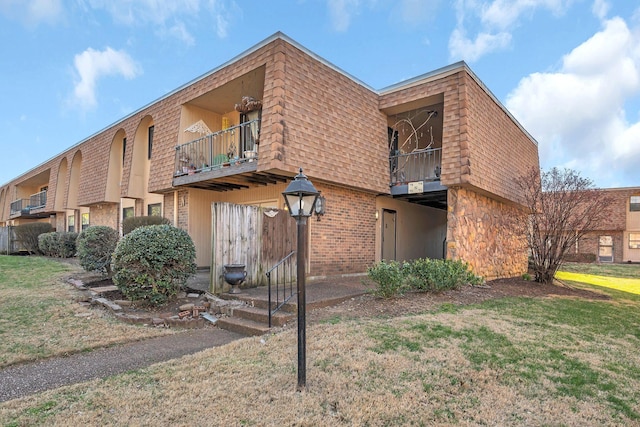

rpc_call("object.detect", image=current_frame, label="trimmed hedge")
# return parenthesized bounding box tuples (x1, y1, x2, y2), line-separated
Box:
(76, 226, 119, 276)
(122, 216, 170, 236)
(14, 223, 53, 254)
(563, 253, 597, 263)
(366, 258, 484, 298)
(112, 225, 196, 306)
(38, 232, 78, 258)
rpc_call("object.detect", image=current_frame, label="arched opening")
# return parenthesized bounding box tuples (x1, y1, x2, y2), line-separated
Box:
(128, 116, 153, 199)
(54, 157, 68, 211)
(106, 129, 126, 202)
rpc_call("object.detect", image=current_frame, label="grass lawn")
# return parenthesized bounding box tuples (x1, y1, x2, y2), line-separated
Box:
(1, 262, 640, 425)
(0, 255, 174, 368)
(557, 262, 640, 297)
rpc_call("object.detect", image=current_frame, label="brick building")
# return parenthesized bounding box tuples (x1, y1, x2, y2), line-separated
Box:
(0, 33, 540, 284)
(572, 187, 640, 263)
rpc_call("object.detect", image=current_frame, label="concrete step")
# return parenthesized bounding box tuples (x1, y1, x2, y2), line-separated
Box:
(232, 306, 294, 327)
(217, 316, 271, 336)
(218, 293, 297, 313)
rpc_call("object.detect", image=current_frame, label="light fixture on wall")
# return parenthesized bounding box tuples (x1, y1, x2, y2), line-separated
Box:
(375, 210, 379, 220)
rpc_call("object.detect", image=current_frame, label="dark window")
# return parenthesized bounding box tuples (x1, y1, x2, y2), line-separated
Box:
(630, 196, 640, 212)
(122, 137, 127, 165)
(630, 233, 640, 249)
(68, 215, 75, 232)
(81, 213, 90, 231)
(122, 207, 134, 220)
(148, 126, 154, 160)
(147, 203, 161, 217)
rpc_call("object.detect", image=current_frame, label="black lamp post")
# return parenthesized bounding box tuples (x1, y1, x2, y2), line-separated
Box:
(282, 168, 319, 391)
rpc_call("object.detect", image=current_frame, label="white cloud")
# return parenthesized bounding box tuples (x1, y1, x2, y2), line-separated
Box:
(449, 27, 511, 62)
(591, 0, 609, 21)
(166, 21, 195, 45)
(71, 47, 142, 109)
(450, 0, 572, 62)
(506, 16, 640, 187)
(0, 0, 63, 26)
(327, 0, 360, 32)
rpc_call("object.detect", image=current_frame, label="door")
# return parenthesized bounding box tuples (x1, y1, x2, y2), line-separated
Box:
(382, 209, 397, 261)
(598, 235, 613, 262)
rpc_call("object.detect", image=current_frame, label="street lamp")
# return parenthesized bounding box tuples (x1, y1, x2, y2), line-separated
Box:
(282, 168, 319, 391)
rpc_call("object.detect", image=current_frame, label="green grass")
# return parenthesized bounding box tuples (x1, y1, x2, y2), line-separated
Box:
(0, 255, 173, 367)
(559, 262, 640, 279)
(2, 261, 640, 425)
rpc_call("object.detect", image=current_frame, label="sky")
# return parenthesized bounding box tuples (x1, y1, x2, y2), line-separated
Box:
(0, 0, 639, 189)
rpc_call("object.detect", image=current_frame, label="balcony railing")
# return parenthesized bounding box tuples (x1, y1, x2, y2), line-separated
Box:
(29, 190, 47, 210)
(174, 119, 260, 176)
(390, 147, 442, 185)
(9, 190, 48, 217)
(10, 199, 29, 216)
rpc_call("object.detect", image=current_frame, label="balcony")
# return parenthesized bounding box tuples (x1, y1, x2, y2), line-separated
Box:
(172, 119, 288, 191)
(9, 190, 48, 218)
(390, 147, 447, 209)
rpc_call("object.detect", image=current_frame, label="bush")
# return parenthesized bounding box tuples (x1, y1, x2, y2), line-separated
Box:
(405, 258, 483, 292)
(14, 223, 53, 254)
(38, 232, 78, 258)
(365, 260, 407, 298)
(112, 225, 196, 306)
(366, 258, 484, 298)
(76, 226, 119, 276)
(563, 252, 597, 263)
(122, 216, 170, 235)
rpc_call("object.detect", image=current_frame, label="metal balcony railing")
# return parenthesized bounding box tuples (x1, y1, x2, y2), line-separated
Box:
(29, 190, 47, 209)
(10, 199, 29, 216)
(174, 119, 260, 176)
(390, 147, 442, 185)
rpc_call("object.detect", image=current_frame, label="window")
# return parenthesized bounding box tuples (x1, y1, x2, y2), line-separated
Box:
(630, 233, 640, 249)
(81, 213, 90, 230)
(123, 207, 134, 220)
(631, 196, 640, 212)
(122, 137, 127, 165)
(148, 125, 154, 160)
(68, 215, 75, 232)
(147, 203, 161, 217)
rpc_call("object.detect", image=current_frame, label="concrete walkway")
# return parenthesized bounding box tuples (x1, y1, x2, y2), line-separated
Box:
(0, 328, 242, 402)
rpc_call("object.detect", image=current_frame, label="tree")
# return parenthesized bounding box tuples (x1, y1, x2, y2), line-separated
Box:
(515, 167, 614, 284)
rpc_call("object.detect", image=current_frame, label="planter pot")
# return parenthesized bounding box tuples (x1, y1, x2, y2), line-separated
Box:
(223, 264, 247, 294)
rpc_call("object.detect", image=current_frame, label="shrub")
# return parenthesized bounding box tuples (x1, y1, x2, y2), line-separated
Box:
(563, 252, 597, 263)
(406, 258, 483, 292)
(366, 258, 484, 298)
(38, 232, 58, 257)
(38, 232, 78, 258)
(14, 223, 53, 254)
(76, 226, 119, 276)
(112, 225, 196, 306)
(365, 260, 407, 298)
(122, 216, 170, 235)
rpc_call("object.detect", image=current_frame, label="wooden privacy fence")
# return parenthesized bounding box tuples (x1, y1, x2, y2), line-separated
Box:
(211, 202, 298, 293)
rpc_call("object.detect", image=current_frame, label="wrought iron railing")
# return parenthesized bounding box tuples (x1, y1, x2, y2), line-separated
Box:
(174, 119, 260, 176)
(390, 147, 442, 185)
(29, 190, 47, 209)
(266, 251, 297, 328)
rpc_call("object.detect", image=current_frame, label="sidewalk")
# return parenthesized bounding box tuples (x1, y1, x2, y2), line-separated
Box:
(0, 328, 242, 402)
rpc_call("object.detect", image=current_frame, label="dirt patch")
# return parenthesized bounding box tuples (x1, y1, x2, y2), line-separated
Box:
(308, 277, 610, 323)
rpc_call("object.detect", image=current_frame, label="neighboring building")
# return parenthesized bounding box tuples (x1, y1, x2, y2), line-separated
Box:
(571, 187, 640, 263)
(0, 32, 540, 282)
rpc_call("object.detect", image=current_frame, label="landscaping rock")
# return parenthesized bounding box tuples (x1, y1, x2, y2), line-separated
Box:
(179, 303, 195, 312)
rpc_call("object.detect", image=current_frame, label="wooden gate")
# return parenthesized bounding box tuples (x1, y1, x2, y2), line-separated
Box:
(211, 202, 297, 293)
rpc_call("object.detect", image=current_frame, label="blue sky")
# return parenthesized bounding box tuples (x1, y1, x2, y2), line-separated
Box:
(1, 0, 639, 188)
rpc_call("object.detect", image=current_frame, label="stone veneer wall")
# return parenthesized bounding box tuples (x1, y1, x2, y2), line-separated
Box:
(446, 186, 528, 280)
